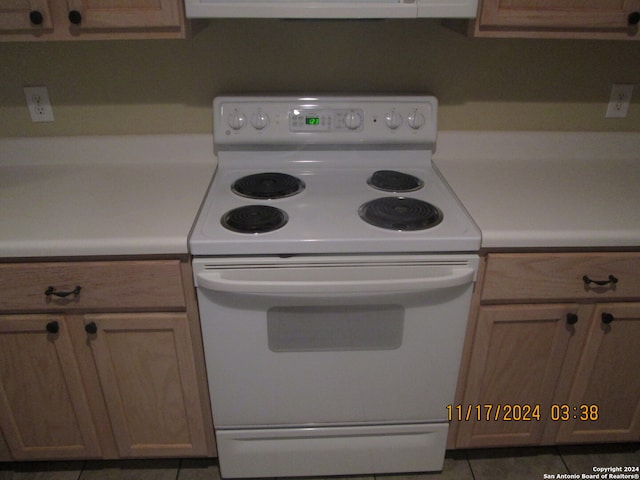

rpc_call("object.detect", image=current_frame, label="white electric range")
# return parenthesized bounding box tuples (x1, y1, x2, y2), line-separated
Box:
(189, 96, 480, 478)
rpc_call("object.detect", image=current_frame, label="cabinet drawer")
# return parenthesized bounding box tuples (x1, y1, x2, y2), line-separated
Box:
(482, 253, 640, 303)
(0, 260, 185, 312)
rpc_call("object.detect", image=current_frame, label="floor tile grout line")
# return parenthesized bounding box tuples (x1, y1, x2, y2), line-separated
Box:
(558, 446, 573, 475)
(463, 449, 477, 480)
(176, 458, 183, 480)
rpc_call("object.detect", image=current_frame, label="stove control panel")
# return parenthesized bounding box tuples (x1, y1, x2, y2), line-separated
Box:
(213, 95, 437, 147)
(290, 108, 364, 132)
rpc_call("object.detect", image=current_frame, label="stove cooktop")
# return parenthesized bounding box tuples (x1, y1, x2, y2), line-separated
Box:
(189, 151, 480, 256)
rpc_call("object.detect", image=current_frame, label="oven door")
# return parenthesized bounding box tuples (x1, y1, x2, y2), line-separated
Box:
(193, 255, 478, 428)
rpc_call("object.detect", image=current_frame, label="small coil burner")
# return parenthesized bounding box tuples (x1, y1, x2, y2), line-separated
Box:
(367, 170, 424, 193)
(221, 205, 288, 234)
(359, 197, 443, 231)
(232, 172, 305, 199)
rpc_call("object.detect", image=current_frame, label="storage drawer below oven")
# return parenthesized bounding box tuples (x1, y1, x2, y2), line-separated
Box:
(215, 423, 449, 478)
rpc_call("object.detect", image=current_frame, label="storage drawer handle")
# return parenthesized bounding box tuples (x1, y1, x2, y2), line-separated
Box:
(629, 11, 640, 26)
(582, 275, 618, 287)
(44, 286, 82, 298)
(566, 313, 578, 325)
(85, 322, 98, 334)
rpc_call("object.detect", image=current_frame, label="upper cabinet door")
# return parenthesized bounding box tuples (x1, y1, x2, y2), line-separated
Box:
(65, 0, 182, 30)
(477, 0, 640, 37)
(0, 0, 53, 32)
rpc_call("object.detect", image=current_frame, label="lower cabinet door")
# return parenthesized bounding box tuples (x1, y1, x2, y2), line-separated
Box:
(555, 302, 640, 444)
(0, 314, 101, 460)
(456, 304, 582, 448)
(84, 312, 208, 457)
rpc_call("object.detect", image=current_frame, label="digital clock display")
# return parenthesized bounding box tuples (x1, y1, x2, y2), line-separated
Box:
(306, 117, 320, 125)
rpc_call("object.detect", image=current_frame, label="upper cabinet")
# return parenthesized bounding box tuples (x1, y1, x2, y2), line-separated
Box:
(0, 1, 53, 32)
(472, 0, 640, 39)
(0, 0, 188, 41)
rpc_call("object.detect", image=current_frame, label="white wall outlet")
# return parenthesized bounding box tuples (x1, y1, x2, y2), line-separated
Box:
(24, 86, 54, 122)
(605, 84, 633, 119)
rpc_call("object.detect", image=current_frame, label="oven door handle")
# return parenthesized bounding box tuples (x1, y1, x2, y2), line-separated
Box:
(196, 267, 475, 296)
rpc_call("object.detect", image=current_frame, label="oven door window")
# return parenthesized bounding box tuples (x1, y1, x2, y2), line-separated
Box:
(267, 305, 403, 352)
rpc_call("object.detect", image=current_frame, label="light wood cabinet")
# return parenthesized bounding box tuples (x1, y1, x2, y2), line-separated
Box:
(554, 302, 640, 444)
(452, 253, 640, 448)
(0, 314, 102, 460)
(0, 1, 53, 32)
(0, 428, 10, 461)
(0, 260, 186, 312)
(79, 312, 208, 458)
(0, 259, 215, 461)
(455, 303, 583, 447)
(470, 0, 640, 39)
(0, 0, 188, 41)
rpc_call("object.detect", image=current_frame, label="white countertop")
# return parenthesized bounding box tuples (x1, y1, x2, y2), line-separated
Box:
(0, 135, 216, 258)
(434, 132, 640, 250)
(1, 132, 639, 258)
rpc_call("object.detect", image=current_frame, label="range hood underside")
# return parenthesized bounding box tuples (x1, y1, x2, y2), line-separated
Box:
(185, 0, 478, 19)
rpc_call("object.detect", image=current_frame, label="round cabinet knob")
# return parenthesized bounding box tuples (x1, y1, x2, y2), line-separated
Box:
(46, 321, 59, 334)
(29, 10, 44, 25)
(601, 312, 615, 324)
(251, 111, 269, 130)
(384, 110, 402, 129)
(85, 322, 98, 334)
(227, 110, 247, 130)
(628, 11, 640, 25)
(344, 111, 362, 130)
(68, 10, 82, 25)
(566, 313, 578, 325)
(407, 110, 425, 130)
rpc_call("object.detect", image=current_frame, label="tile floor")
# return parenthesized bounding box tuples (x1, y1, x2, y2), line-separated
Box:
(0, 444, 638, 480)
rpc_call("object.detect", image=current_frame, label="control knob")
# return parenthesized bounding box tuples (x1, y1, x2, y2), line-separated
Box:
(251, 110, 269, 130)
(384, 110, 402, 129)
(407, 110, 425, 130)
(227, 110, 247, 130)
(344, 111, 362, 130)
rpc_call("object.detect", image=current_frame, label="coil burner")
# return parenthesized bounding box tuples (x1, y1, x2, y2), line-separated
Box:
(367, 170, 424, 193)
(221, 205, 289, 234)
(359, 197, 442, 231)
(231, 172, 305, 199)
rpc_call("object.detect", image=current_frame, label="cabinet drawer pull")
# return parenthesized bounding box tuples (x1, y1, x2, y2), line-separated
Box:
(29, 10, 44, 25)
(85, 322, 98, 334)
(629, 11, 640, 26)
(566, 313, 578, 325)
(601, 312, 615, 324)
(45, 321, 59, 334)
(68, 10, 82, 25)
(44, 286, 82, 298)
(582, 275, 618, 287)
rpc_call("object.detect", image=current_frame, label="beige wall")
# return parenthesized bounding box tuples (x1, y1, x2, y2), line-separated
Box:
(0, 19, 639, 137)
